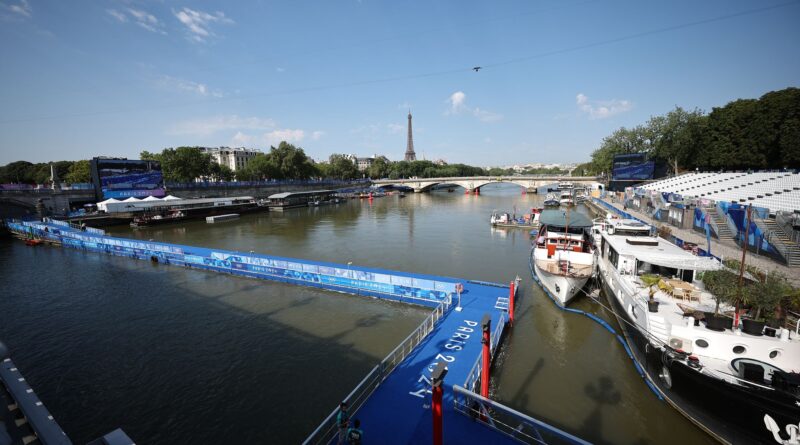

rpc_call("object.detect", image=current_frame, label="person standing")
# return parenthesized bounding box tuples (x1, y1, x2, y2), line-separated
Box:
(346, 419, 363, 445)
(336, 402, 349, 444)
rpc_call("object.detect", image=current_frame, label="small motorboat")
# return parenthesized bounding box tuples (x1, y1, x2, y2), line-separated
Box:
(543, 193, 560, 207)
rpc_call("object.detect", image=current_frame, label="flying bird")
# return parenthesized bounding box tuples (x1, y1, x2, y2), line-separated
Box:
(472, 66, 482, 72)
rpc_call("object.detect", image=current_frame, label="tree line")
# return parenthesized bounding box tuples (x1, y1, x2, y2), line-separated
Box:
(0, 160, 91, 185)
(578, 87, 800, 176)
(3, 141, 572, 186)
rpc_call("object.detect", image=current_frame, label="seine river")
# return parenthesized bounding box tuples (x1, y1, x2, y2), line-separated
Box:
(0, 184, 714, 444)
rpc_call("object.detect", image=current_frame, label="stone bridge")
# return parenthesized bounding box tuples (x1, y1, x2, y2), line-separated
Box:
(372, 176, 603, 193)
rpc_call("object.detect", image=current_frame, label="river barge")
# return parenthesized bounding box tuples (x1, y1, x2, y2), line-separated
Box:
(264, 190, 338, 210)
(595, 216, 800, 444)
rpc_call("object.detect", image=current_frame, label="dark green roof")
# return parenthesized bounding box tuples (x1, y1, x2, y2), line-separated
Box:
(539, 209, 593, 228)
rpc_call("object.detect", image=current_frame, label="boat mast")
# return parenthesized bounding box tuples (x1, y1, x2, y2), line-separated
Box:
(734, 205, 751, 329)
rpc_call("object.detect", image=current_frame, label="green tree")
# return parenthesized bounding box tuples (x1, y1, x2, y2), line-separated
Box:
(326, 154, 359, 180)
(65, 160, 91, 183)
(158, 147, 214, 182)
(367, 157, 390, 179)
(0, 161, 36, 183)
(649, 107, 705, 174)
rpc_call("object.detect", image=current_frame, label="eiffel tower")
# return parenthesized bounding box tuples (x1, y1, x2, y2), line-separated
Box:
(404, 110, 416, 161)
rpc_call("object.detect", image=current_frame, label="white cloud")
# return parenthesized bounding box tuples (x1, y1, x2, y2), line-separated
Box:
(445, 91, 503, 122)
(231, 129, 307, 147)
(174, 7, 234, 43)
(107, 9, 127, 23)
(266, 129, 305, 144)
(448, 91, 467, 114)
(311, 131, 325, 141)
(387, 123, 404, 134)
(158, 75, 223, 98)
(169, 115, 276, 137)
(576, 93, 632, 119)
(128, 8, 165, 34)
(6, 0, 31, 17)
(106, 8, 166, 34)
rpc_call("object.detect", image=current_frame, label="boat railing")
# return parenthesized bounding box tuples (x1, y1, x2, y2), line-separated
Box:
(302, 295, 452, 445)
(452, 385, 591, 445)
(787, 310, 800, 337)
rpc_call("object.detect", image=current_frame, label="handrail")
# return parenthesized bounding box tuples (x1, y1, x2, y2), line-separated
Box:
(302, 296, 452, 445)
(463, 313, 507, 392)
(452, 385, 591, 445)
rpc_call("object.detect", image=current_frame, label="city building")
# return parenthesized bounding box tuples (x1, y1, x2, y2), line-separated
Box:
(355, 155, 388, 172)
(200, 147, 262, 172)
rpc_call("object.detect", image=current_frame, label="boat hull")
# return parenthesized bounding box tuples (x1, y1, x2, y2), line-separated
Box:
(533, 260, 588, 306)
(598, 275, 800, 445)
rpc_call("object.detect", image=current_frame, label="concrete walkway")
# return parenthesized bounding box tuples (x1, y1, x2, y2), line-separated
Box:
(594, 198, 800, 286)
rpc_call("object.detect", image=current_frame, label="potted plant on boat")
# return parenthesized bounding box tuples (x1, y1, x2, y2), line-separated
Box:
(701, 268, 738, 331)
(742, 269, 790, 336)
(639, 274, 662, 313)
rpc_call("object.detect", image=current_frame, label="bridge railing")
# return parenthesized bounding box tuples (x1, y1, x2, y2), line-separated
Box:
(302, 295, 452, 445)
(452, 385, 591, 445)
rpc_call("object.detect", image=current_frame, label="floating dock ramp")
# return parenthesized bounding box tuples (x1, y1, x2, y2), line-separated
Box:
(7, 218, 590, 445)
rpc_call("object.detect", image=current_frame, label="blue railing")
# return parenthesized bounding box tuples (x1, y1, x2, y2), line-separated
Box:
(165, 179, 370, 189)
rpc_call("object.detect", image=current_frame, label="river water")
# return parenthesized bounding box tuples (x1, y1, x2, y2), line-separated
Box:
(0, 184, 714, 444)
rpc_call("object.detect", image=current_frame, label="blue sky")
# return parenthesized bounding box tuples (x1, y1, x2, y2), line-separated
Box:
(1, 0, 798, 166)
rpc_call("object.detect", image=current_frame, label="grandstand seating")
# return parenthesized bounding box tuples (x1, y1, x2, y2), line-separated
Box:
(640, 171, 800, 214)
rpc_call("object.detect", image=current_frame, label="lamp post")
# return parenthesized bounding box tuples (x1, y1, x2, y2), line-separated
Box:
(347, 261, 353, 279)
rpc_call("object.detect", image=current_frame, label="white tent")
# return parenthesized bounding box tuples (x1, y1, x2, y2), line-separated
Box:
(142, 195, 162, 201)
(122, 197, 141, 202)
(96, 198, 121, 212)
(163, 195, 181, 201)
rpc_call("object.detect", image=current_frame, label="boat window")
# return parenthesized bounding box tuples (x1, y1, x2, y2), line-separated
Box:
(769, 350, 781, 359)
(695, 339, 709, 348)
(732, 345, 746, 355)
(608, 246, 619, 268)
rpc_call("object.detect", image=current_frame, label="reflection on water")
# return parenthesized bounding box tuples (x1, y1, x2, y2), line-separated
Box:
(1, 184, 714, 444)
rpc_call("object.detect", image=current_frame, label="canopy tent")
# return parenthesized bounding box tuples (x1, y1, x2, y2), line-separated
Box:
(142, 196, 162, 201)
(96, 198, 121, 212)
(122, 197, 141, 202)
(163, 195, 181, 201)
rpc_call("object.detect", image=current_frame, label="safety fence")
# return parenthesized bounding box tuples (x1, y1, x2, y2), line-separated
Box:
(302, 296, 451, 445)
(452, 385, 591, 445)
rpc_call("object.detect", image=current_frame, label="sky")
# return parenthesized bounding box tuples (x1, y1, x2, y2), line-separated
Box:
(0, 0, 798, 167)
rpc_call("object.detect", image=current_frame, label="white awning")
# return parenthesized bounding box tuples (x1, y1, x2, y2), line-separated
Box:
(163, 195, 181, 201)
(635, 252, 722, 271)
(122, 197, 140, 202)
(142, 196, 162, 201)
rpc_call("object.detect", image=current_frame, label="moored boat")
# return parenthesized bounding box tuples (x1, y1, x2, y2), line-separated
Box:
(559, 190, 574, 206)
(544, 193, 560, 207)
(490, 208, 541, 228)
(595, 217, 800, 444)
(532, 209, 594, 305)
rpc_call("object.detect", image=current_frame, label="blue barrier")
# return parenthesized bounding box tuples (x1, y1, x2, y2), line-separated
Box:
(9, 220, 456, 308)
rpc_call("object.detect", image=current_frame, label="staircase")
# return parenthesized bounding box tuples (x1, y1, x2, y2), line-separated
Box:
(756, 217, 800, 267)
(702, 205, 734, 241)
(647, 315, 670, 344)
